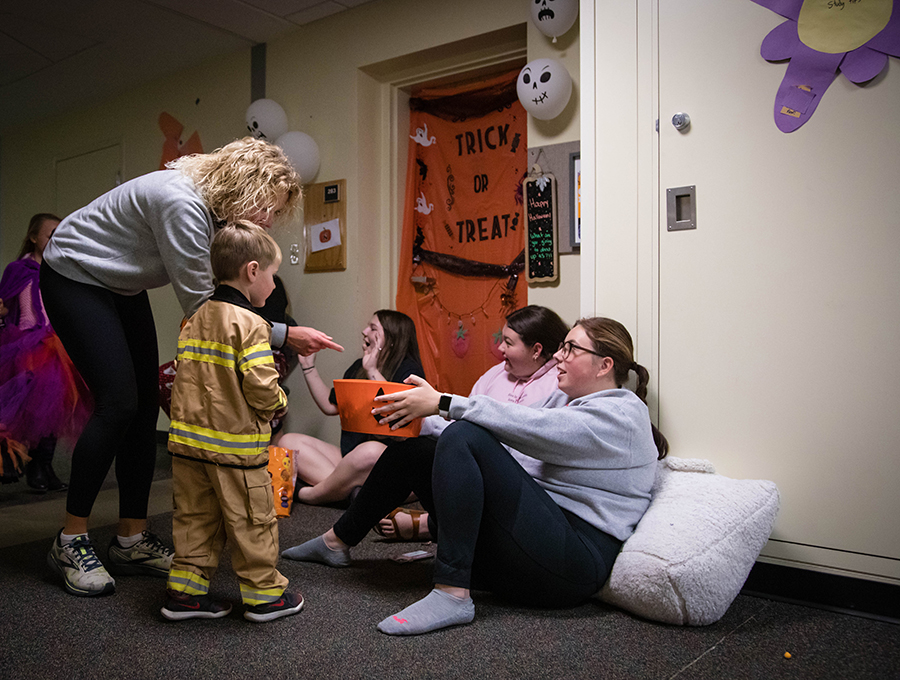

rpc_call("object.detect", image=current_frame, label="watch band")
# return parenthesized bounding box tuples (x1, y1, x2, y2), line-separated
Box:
(438, 394, 452, 419)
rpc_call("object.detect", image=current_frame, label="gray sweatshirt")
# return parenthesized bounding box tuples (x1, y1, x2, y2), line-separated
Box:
(44, 170, 286, 345)
(447, 388, 658, 541)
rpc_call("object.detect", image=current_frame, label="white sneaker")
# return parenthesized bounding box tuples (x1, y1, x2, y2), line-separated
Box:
(107, 530, 173, 577)
(47, 531, 116, 597)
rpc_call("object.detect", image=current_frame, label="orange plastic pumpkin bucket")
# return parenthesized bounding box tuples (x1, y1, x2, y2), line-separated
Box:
(333, 379, 422, 438)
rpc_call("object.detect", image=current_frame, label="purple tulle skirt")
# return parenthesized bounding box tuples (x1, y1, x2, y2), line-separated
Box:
(0, 324, 92, 449)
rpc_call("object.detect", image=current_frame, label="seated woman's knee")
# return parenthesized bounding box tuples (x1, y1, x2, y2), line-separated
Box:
(437, 420, 492, 454)
(347, 441, 385, 471)
(275, 432, 316, 449)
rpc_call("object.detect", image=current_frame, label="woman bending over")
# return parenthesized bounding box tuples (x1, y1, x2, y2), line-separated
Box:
(276, 310, 423, 505)
(41, 138, 341, 598)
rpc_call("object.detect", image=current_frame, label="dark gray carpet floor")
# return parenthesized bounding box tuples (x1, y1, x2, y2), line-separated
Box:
(2, 445, 898, 679)
(2, 501, 899, 680)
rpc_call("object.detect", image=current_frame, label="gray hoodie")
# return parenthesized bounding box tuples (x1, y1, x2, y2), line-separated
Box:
(447, 388, 658, 541)
(44, 170, 287, 345)
(44, 170, 215, 317)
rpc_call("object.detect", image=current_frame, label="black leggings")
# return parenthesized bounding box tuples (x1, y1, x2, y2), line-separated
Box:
(334, 436, 438, 545)
(333, 421, 621, 608)
(40, 262, 159, 520)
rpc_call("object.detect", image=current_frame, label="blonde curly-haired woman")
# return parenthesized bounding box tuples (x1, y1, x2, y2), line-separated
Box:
(40, 137, 341, 598)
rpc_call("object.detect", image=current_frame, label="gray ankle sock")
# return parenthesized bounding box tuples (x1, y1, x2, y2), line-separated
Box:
(281, 535, 350, 568)
(377, 588, 474, 635)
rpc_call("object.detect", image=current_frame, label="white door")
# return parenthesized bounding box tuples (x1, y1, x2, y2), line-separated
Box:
(657, 0, 900, 581)
(55, 143, 121, 217)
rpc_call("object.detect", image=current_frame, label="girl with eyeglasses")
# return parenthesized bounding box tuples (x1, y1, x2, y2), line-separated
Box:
(284, 316, 667, 635)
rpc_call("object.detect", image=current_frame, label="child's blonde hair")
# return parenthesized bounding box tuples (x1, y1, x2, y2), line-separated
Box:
(211, 221, 282, 283)
(168, 137, 301, 225)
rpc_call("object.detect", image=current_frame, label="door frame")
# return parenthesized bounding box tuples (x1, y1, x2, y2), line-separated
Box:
(358, 26, 528, 310)
(580, 0, 658, 419)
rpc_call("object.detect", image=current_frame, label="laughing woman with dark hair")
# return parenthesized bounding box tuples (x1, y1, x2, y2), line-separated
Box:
(275, 310, 424, 505)
(373, 304, 569, 540)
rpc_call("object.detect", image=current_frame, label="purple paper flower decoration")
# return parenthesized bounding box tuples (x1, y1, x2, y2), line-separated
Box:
(751, 0, 900, 132)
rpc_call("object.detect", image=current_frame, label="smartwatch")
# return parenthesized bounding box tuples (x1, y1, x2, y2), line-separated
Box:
(438, 394, 452, 419)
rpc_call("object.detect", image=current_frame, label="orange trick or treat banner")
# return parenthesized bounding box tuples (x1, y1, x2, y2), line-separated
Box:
(396, 69, 527, 395)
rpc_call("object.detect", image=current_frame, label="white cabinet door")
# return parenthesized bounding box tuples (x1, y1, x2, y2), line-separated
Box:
(657, 0, 900, 581)
(55, 143, 121, 218)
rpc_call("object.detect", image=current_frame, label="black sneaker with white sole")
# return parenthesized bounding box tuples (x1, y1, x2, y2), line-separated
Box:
(107, 530, 173, 577)
(161, 591, 233, 621)
(244, 591, 304, 622)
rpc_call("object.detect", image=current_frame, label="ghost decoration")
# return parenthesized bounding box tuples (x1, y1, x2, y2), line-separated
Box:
(245, 99, 289, 141)
(276, 131, 320, 184)
(531, 0, 579, 43)
(517, 58, 573, 120)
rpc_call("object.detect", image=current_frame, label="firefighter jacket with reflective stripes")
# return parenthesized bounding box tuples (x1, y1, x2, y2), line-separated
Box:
(168, 285, 287, 469)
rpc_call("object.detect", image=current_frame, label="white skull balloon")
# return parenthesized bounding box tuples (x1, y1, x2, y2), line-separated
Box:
(530, 0, 578, 42)
(245, 99, 289, 141)
(517, 58, 573, 120)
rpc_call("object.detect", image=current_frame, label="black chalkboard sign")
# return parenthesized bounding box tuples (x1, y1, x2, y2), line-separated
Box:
(524, 173, 559, 283)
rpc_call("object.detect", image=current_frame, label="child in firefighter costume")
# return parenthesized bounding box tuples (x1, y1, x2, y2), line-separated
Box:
(162, 222, 303, 623)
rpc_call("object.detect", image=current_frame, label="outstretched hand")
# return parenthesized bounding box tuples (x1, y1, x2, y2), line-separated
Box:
(286, 326, 344, 357)
(372, 375, 441, 429)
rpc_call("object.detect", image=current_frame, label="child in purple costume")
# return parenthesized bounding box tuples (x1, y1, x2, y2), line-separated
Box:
(0, 214, 91, 491)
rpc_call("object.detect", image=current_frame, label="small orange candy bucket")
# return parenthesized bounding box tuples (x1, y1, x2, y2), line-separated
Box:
(267, 446, 294, 517)
(333, 379, 422, 438)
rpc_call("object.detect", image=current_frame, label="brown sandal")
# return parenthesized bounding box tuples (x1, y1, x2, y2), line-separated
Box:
(374, 507, 425, 541)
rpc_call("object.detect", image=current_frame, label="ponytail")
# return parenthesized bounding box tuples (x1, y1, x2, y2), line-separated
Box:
(632, 361, 650, 402)
(630, 361, 668, 459)
(651, 423, 669, 460)
(578, 317, 669, 460)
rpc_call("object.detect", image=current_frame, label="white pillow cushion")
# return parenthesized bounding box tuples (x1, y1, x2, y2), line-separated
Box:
(597, 457, 780, 626)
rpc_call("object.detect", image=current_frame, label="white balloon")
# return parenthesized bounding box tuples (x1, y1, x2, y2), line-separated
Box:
(530, 0, 578, 41)
(245, 99, 288, 141)
(517, 58, 573, 120)
(276, 131, 320, 184)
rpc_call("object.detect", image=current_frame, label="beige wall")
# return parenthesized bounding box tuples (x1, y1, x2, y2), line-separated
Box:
(266, 0, 581, 439)
(523, 14, 581, 327)
(0, 51, 252, 432)
(0, 0, 581, 439)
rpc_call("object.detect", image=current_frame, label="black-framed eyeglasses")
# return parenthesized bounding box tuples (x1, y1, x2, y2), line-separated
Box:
(557, 341, 605, 361)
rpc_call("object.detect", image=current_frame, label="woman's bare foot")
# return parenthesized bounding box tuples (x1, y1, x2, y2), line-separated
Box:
(378, 509, 431, 541)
